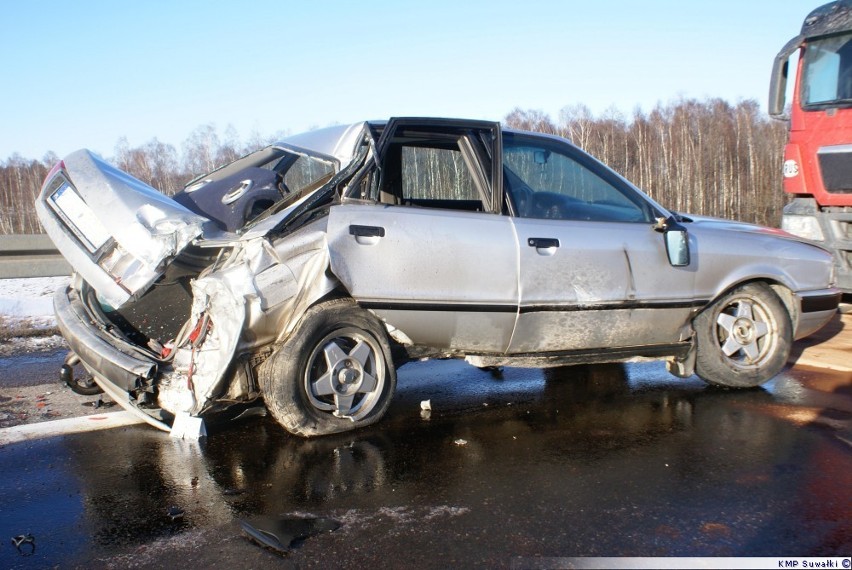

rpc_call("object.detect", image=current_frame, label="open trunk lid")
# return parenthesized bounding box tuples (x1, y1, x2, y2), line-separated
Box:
(35, 149, 208, 308)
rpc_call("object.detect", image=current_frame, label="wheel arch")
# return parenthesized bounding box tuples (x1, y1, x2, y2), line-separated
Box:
(700, 277, 798, 331)
(692, 279, 795, 388)
(258, 295, 398, 437)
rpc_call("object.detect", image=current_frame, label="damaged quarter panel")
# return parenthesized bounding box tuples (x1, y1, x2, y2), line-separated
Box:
(158, 220, 339, 417)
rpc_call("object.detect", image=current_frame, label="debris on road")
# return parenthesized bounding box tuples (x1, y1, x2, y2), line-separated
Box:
(166, 506, 185, 522)
(240, 516, 340, 555)
(11, 533, 35, 556)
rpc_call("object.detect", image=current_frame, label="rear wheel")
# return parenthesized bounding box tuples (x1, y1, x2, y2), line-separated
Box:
(260, 298, 396, 437)
(694, 282, 792, 388)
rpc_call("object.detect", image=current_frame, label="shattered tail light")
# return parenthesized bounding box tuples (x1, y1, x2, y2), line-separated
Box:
(44, 160, 66, 185)
(98, 241, 159, 294)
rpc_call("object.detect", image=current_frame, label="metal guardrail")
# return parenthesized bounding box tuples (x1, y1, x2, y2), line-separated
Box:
(0, 234, 71, 278)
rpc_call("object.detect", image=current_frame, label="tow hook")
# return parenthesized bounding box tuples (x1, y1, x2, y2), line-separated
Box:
(61, 352, 104, 396)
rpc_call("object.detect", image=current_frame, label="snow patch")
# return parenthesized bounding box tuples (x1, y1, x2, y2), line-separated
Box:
(0, 276, 68, 324)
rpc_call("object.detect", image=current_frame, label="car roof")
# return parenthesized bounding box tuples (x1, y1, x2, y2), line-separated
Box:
(275, 122, 373, 167)
(272, 119, 582, 168)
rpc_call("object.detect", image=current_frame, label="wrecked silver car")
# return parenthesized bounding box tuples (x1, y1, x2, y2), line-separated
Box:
(35, 118, 841, 437)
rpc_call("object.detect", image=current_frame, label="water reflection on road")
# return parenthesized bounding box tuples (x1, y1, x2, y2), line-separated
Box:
(1, 360, 849, 567)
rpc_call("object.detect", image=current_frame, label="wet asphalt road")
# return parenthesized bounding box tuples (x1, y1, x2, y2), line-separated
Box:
(1, 359, 850, 568)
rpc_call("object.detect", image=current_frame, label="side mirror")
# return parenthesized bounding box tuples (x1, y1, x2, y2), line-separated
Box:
(662, 217, 690, 267)
(665, 228, 690, 267)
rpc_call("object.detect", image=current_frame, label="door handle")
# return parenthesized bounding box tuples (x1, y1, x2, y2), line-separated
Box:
(527, 237, 559, 249)
(349, 225, 386, 238)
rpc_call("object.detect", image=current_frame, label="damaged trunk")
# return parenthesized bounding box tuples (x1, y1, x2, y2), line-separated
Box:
(36, 140, 360, 432)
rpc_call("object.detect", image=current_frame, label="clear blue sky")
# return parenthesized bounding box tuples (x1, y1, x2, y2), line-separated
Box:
(1, 0, 815, 160)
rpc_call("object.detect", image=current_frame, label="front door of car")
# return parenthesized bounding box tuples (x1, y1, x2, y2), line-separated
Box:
(502, 132, 697, 354)
(326, 119, 519, 352)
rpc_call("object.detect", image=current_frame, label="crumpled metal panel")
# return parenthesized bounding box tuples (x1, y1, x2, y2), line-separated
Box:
(63, 150, 206, 268)
(157, 224, 337, 416)
(274, 122, 368, 169)
(38, 150, 207, 309)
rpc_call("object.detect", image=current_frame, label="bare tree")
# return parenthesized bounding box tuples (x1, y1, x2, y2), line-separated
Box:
(0, 102, 788, 235)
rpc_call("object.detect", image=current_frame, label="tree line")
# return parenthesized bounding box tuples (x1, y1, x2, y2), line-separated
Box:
(0, 98, 788, 235)
(505, 98, 788, 227)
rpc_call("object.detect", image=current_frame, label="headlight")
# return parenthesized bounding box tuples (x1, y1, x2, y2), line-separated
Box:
(781, 215, 825, 241)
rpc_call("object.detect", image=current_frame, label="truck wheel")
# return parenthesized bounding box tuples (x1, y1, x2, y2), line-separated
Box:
(694, 282, 792, 388)
(260, 298, 396, 437)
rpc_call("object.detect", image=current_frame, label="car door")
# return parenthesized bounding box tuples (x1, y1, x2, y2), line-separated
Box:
(326, 119, 519, 352)
(503, 132, 697, 354)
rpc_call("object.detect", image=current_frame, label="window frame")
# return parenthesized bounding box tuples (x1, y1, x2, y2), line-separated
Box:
(371, 118, 503, 214)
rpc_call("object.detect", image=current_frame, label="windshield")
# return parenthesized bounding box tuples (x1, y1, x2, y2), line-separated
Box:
(801, 31, 852, 107)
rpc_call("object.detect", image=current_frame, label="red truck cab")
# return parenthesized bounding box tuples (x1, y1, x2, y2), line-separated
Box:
(770, 0, 852, 293)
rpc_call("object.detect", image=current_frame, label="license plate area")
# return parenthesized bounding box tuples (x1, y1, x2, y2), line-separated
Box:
(47, 178, 112, 254)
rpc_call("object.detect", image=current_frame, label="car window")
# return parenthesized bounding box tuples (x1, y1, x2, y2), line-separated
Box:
(373, 129, 488, 212)
(400, 146, 480, 202)
(503, 135, 652, 223)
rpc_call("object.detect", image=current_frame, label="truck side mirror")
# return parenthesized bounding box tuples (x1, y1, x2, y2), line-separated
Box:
(769, 35, 802, 119)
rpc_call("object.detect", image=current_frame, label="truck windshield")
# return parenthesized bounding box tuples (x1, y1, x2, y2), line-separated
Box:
(801, 32, 852, 107)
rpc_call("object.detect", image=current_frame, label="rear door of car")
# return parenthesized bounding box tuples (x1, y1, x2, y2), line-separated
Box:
(326, 118, 520, 352)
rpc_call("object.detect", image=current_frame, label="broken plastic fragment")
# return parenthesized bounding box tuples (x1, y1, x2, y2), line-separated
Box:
(167, 506, 185, 521)
(11, 533, 35, 556)
(240, 516, 340, 554)
(170, 412, 207, 440)
(454, 439, 468, 446)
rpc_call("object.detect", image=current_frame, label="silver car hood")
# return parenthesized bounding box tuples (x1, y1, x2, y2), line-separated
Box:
(686, 215, 818, 244)
(37, 150, 208, 308)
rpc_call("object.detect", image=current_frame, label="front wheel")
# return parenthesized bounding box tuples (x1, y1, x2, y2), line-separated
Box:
(694, 282, 792, 388)
(259, 298, 397, 437)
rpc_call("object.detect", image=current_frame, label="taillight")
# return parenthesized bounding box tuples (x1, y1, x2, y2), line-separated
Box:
(44, 160, 66, 185)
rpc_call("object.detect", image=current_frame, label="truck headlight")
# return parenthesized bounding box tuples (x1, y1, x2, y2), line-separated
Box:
(781, 215, 825, 241)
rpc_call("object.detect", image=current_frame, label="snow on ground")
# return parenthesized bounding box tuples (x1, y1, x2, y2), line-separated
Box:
(0, 277, 69, 355)
(0, 276, 68, 328)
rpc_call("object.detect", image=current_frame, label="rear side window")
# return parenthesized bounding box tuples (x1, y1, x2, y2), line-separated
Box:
(400, 146, 479, 202)
(374, 129, 489, 212)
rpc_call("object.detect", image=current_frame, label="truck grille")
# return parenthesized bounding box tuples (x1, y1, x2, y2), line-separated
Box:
(818, 145, 852, 194)
(826, 208, 852, 282)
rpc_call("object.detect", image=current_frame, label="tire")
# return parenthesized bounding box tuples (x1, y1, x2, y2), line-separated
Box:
(694, 282, 792, 388)
(259, 298, 397, 437)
